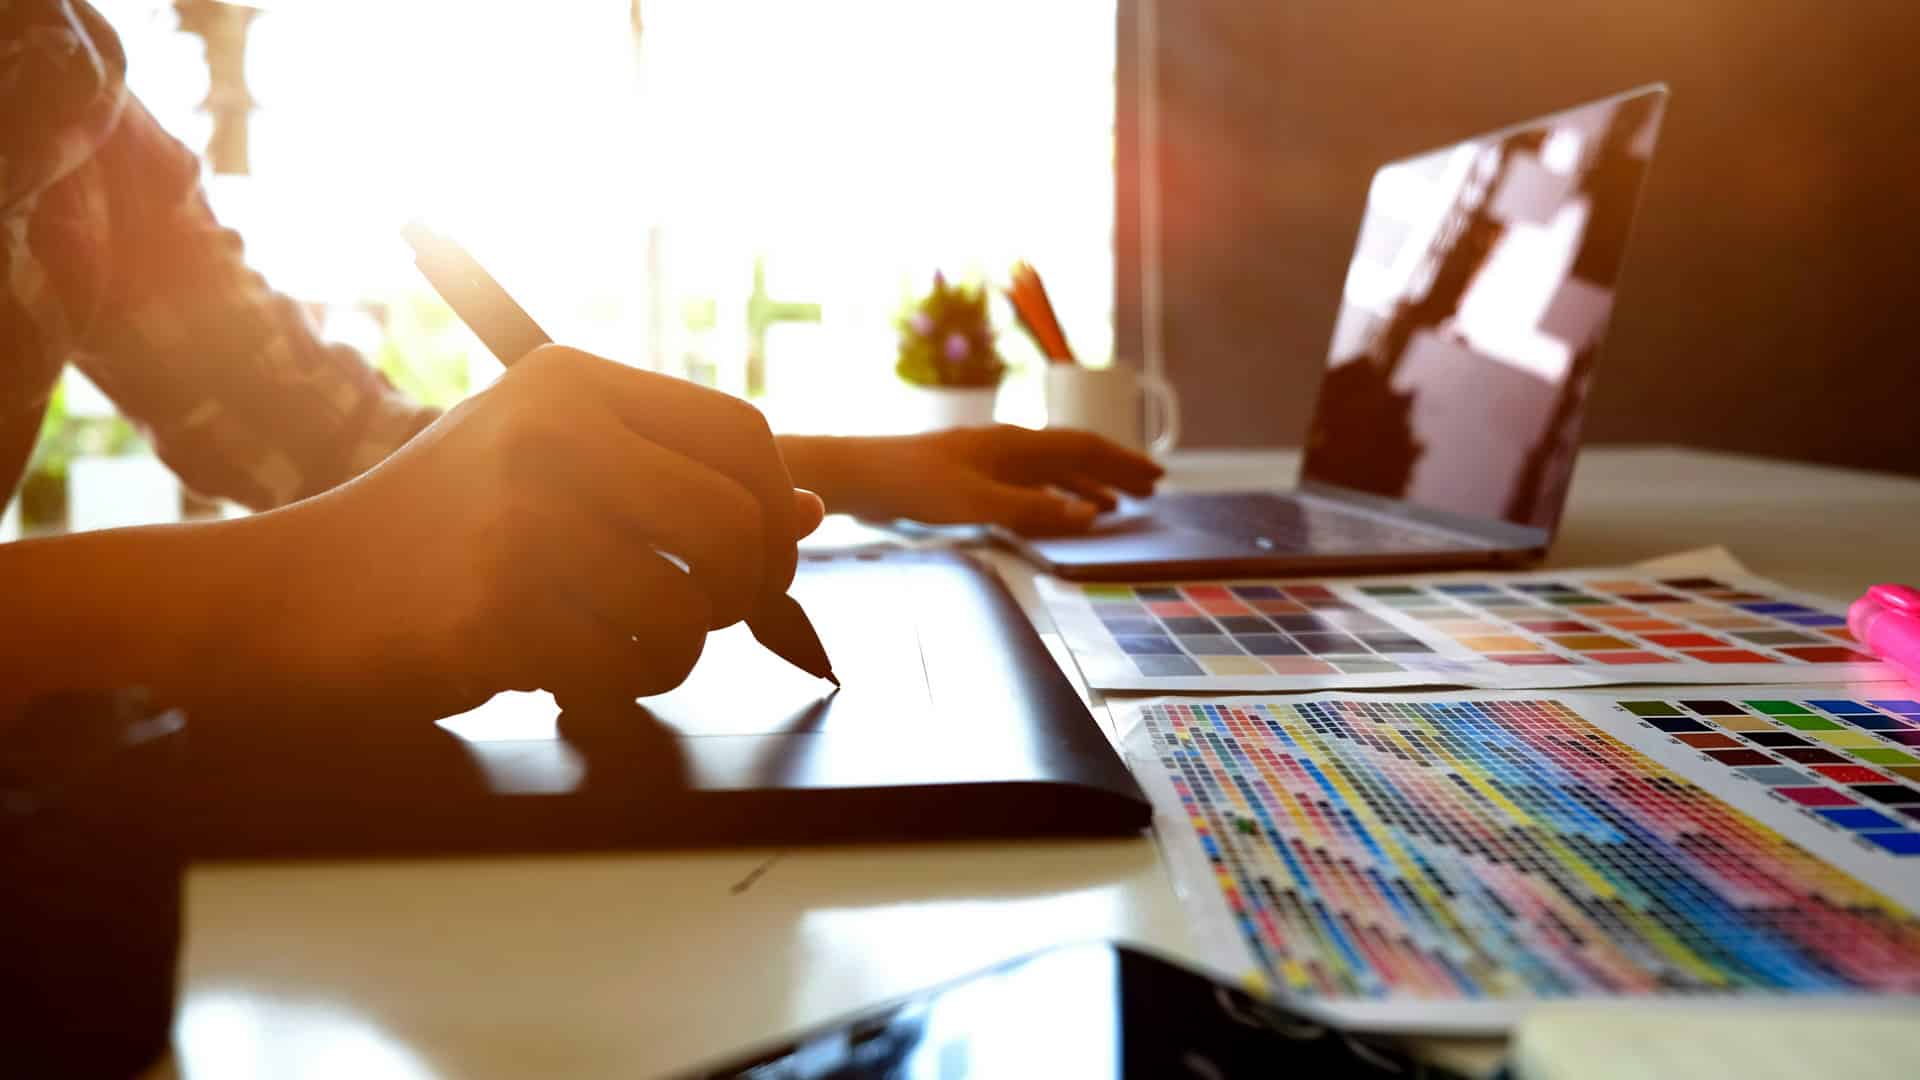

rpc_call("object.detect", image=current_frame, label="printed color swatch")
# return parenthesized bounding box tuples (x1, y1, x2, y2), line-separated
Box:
(1376, 576, 1871, 668)
(1044, 569, 1890, 691)
(1073, 582, 1468, 679)
(1138, 698, 1920, 1003)
(1616, 697, 1920, 853)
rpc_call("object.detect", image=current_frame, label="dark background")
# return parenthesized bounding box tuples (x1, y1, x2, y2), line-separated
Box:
(1116, 0, 1920, 476)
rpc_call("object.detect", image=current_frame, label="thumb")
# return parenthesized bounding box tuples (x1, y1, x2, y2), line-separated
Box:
(791, 488, 827, 539)
(975, 483, 1099, 536)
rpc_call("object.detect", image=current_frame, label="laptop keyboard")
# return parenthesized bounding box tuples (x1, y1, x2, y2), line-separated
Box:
(1148, 493, 1483, 554)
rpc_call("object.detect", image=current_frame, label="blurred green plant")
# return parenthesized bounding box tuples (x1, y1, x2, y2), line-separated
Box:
(10, 289, 477, 531)
(369, 289, 473, 407)
(19, 379, 147, 528)
(895, 272, 1005, 388)
(747, 256, 822, 399)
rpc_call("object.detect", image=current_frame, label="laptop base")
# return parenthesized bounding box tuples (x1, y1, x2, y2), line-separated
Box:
(1003, 491, 1536, 583)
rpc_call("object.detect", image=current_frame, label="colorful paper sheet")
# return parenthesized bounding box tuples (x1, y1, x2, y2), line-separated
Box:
(1043, 567, 1891, 691)
(1120, 687, 1920, 1032)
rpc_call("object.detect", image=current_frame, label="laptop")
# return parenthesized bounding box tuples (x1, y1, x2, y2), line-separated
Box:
(1010, 85, 1667, 582)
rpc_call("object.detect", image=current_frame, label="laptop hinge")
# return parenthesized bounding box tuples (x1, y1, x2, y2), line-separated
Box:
(1297, 481, 1550, 551)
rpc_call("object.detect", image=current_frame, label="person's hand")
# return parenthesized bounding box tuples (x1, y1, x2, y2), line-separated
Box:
(781, 426, 1163, 535)
(266, 345, 823, 713)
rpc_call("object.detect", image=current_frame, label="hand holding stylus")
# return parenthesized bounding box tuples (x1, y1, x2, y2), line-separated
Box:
(401, 221, 837, 694)
(268, 345, 829, 713)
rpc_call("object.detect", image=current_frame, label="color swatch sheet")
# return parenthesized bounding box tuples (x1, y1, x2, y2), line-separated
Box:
(1043, 567, 1889, 691)
(1120, 687, 1920, 1033)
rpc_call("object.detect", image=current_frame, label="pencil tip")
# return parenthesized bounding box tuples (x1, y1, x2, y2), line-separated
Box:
(826, 672, 841, 688)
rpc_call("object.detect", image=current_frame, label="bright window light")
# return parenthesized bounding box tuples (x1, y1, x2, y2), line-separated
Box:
(94, 0, 1118, 437)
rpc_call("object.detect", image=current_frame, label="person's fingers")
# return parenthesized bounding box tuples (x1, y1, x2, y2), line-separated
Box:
(792, 488, 826, 538)
(558, 417, 827, 624)
(1012, 427, 1163, 495)
(529, 496, 714, 641)
(518, 533, 714, 699)
(534, 347, 801, 592)
(1056, 473, 1120, 512)
(558, 414, 768, 628)
(592, 552, 714, 691)
(507, 591, 670, 705)
(968, 481, 1100, 535)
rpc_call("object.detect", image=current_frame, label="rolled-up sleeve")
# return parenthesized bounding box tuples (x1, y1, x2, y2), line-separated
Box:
(68, 97, 436, 509)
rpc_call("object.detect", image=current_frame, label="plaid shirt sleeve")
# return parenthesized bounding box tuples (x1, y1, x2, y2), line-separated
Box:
(63, 96, 439, 509)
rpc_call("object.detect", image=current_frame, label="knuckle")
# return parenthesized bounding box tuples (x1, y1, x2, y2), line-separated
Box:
(718, 397, 776, 455)
(512, 347, 598, 404)
(522, 343, 581, 371)
(725, 392, 772, 435)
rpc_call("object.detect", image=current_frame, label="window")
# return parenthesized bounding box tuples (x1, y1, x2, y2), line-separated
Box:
(22, 0, 1116, 532)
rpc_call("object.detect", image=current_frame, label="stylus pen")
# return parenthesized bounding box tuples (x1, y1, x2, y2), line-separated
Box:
(400, 220, 839, 689)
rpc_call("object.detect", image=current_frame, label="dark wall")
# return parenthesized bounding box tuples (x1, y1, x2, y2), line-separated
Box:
(1117, 0, 1920, 475)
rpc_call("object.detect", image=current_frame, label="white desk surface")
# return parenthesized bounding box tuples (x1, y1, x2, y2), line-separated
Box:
(167, 447, 1920, 1079)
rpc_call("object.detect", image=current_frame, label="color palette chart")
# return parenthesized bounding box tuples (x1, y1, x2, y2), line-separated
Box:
(1122, 692, 1920, 1031)
(1616, 697, 1920, 856)
(1042, 568, 1890, 691)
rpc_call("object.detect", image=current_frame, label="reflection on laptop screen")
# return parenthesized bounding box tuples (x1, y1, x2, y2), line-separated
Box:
(1301, 87, 1665, 532)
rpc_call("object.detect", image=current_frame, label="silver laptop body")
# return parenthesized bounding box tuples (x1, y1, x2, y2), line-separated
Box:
(1011, 85, 1668, 581)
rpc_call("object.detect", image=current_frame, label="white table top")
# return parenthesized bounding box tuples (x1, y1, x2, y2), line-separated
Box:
(166, 447, 1920, 1079)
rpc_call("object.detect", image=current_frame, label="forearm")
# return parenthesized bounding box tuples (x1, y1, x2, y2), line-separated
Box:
(78, 96, 439, 510)
(0, 511, 306, 713)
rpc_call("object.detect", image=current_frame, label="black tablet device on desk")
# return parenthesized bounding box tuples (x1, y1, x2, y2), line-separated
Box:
(183, 548, 1149, 857)
(674, 942, 1447, 1079)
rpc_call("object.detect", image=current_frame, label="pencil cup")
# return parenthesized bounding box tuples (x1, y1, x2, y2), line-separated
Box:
(906, 384, 1000, 431)
(1044, 364, 1180, 455)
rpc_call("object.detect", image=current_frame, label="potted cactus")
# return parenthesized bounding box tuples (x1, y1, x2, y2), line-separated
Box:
(895, 272, 1005, 429)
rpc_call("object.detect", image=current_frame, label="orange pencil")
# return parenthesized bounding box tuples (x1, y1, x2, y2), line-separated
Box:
(1005, 261, 1075, 364)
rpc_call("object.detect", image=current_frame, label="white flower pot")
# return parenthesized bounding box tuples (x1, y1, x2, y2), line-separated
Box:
(904, 384, 999, 431)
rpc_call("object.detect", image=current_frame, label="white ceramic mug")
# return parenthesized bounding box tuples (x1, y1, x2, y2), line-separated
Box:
(1043, 364, 1180, 455)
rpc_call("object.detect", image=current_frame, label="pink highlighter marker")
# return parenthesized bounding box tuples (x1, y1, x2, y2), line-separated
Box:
(1850, 584, 1920, 687)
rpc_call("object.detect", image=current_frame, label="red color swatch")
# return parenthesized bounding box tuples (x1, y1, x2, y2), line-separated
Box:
(1681, 649, 1778, 664)
(1781, 646, 1878, 663)
(1813, 765, 1888, 784)
(1777, 786, 1855, 807)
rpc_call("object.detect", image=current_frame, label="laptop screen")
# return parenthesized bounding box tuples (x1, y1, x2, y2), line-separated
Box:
(1300, 87, 1666, 533)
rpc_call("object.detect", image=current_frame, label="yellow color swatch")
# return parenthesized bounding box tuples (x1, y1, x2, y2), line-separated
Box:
(1459, 635, 1541, 653)
(1200, 655, 1272, 677)
(1811, 730, 1881, 749)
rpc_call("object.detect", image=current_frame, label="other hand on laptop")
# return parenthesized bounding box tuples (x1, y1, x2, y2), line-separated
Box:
(778, 426, 1164, 536)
